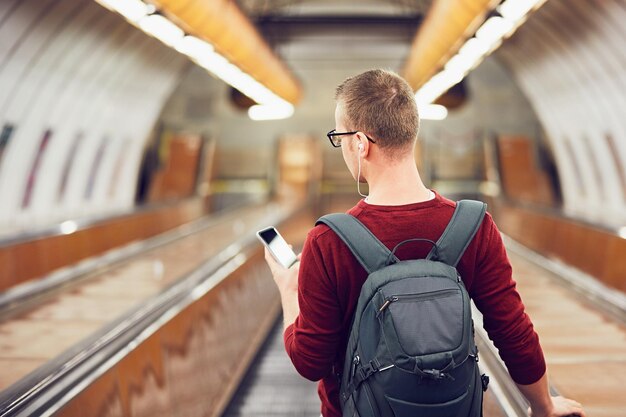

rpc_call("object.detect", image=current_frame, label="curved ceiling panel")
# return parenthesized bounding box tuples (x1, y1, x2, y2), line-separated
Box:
(0, 0, 187, 230)
(496, 0, 626, 226)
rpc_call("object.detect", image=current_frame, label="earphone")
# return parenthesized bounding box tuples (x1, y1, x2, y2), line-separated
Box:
(356, 142, 368, 198)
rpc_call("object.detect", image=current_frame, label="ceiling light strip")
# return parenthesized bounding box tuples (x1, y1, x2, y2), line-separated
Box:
(94, 0, 294, 120)
(415, 0, 548, 113)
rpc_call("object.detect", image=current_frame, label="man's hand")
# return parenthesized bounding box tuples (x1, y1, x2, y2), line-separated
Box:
(528, 396, 585, 417)
(264, 247, 301, 295)
(264, 247, 301, 329)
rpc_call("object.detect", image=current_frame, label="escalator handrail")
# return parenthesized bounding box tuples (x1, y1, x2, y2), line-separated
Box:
(0, 203, 303, 416)
(0, 201, 270, 317)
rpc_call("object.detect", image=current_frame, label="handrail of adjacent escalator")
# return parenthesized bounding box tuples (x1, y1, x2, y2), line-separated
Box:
(0, 197, 213, 248)
(473, 304, 569, 417)
(0, 200, 266, 317)
(502, 234, 626, 323)
(0, 202, 304, 417)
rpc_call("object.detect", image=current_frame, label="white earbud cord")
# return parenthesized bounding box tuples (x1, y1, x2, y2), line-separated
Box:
(357, 150, 368, 198)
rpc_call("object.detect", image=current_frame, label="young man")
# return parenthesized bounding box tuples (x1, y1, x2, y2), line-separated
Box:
(264, 69, 585, 417)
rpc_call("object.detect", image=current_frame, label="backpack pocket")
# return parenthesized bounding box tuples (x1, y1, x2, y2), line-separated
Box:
(380, 288, 464, 357)
(384, 388, 469, 417)
(347, 381, 380, 417)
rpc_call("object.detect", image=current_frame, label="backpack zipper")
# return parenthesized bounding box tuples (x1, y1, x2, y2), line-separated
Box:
(378, 289, 459, 314)
(350, 355, 360, 379)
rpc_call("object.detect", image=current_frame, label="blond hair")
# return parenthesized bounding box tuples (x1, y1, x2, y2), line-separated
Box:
(335, 69, 419, 155)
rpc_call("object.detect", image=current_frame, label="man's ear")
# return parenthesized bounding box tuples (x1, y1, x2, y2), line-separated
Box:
(355, 133, 369, 155)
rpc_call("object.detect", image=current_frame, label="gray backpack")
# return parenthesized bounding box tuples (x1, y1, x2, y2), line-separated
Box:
(316, 200, 489, 417)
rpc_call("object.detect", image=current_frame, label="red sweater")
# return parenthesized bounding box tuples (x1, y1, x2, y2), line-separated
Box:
(284, 191, 546, 417)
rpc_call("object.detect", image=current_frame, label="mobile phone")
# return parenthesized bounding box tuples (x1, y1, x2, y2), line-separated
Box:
(256, 226, 298, 268)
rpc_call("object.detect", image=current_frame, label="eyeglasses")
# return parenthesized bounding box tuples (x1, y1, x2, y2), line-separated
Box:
(326, 129, 376, 148)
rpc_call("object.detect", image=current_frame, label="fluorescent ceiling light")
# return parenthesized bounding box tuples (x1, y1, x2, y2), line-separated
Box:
(96, 0, 152, 22)
(231, 74, 277, 105)
(459, 38, 490, 62)
(139, 14, 184, 47)
(198, 51, 286, 107)
(248, 103, 294, 121)
(416, 69, 464, 105)
(175, 36, 214, 61)
(445, 54, 476, 76)
(475, 16, 514, 45)
(416, 0, 545, 108)
(198, 52, 233, 79)
(97, 0, 294, 120)
(419, 104, 448, 121)
(498, 0, 539, 21)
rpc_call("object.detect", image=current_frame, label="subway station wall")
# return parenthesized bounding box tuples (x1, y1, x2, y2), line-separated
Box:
(0, 0, 187, 233)
(417, 57, 544, 187)
(496, 0, 626, 227)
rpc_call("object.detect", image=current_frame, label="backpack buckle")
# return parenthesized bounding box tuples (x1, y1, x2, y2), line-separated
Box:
(356, 360, 380, 384)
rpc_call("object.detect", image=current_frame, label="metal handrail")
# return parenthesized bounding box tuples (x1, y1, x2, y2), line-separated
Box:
(502, 234, 626, 323)
(469, 232, 622, 417)
(472, 304, 530, 417)
(0, 200, 270, 318)
(0, 203, 302, 417)
(0, 197, 211, 248)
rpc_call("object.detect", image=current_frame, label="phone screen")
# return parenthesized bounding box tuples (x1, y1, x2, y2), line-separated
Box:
(257, 227, 298, 268)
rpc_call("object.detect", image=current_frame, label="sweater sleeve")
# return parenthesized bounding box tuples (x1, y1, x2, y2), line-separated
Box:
(471, 214, 546, 384)
(283, 230, 343, 381)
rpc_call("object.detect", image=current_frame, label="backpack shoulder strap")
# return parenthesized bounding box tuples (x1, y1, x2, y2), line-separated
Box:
(427, 200, 487, 267)
(316, 214, 398, 274)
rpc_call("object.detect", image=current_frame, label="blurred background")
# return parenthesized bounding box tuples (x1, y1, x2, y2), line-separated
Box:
(0, 1, 624, 416)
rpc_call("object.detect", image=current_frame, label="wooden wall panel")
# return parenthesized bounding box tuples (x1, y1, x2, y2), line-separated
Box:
(496, 136, 556, 207)
(159, 304, 214, 417)
(0, 198, 209, 292)
(118, 335, 172, 417)
(52, 251, 281, 417)
(148, 135, 203, 203)
(495, 202, 626, 293)
(277, 135, 322, 200)
(55, 368, 125, 417)
(51, 210, 310, 417)
(42, 233, 87, 274)
(604, 238, 626, 292)
(0, 248, 16, 291)
(11, 240, 49, 285)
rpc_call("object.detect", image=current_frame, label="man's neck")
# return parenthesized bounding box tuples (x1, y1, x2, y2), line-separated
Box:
(363, 156, 432, 206)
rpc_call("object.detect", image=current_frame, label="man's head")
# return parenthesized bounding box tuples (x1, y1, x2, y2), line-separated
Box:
(334, 69, 419, 159)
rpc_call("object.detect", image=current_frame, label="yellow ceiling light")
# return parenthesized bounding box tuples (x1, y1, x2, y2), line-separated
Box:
(419, 104, 448, 121)
(148, 0, 301, 106)
(248, 104, 295, 121)
(95, 0, 300, 120)
(175, 35, 214, 60)
(403, 0, 498, 92)
(139, 14, 184, 46)
(96, 0, 154, 22)
(406, 0, 548, 110)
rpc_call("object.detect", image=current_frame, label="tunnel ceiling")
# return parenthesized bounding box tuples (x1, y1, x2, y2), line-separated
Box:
(231, 0, 430, 128)
(242, 0, 429, 66)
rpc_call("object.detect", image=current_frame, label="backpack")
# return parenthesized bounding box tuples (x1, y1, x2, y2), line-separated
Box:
(316, 199, 490, 417)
